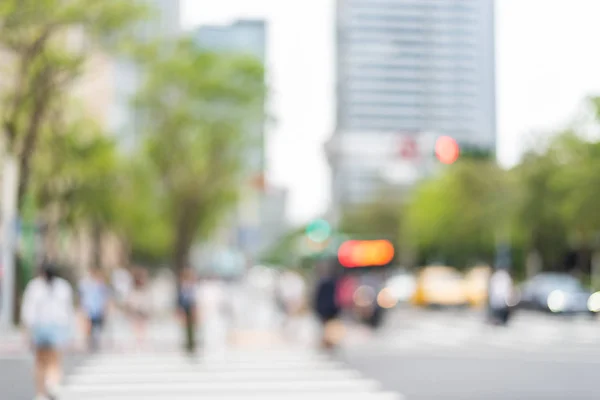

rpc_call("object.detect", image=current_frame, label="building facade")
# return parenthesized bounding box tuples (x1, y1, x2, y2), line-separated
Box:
(111, 0, 181, 150)
(329, 0, 496, 209)
(194, 20, 271, 260)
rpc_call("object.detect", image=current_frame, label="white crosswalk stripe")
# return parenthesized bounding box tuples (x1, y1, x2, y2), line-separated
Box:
(60, 350, 406, 400)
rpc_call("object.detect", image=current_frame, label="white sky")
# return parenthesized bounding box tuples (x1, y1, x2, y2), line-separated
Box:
(181, 0, 600, 225)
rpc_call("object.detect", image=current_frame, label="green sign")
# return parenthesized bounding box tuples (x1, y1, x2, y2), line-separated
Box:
(305, 219, 331, 243)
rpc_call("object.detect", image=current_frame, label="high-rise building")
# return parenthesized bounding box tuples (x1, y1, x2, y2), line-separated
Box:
(195, 19, 267, 174)
(111, 0, 181, 150)
(328, 0, 496, 209)
(194, 20, 270, 258)
(195, 19, 267, 61)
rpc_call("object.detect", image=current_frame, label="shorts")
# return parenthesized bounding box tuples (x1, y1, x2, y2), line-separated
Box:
(32, 325, 68, 349)
(90, 315, 105, 330)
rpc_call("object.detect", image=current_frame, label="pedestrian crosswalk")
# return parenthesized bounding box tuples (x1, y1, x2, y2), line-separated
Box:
(60, 349, 405, 400)
(345, 309, 600, 355)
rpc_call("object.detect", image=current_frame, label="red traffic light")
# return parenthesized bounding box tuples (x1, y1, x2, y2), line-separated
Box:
(338, 240, 395, 268)
(435, 136, 460, 164)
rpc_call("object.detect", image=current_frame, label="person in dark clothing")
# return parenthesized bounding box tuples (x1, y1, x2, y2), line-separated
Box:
(313, 261, 342, 350)
(178, 268, 198, 353)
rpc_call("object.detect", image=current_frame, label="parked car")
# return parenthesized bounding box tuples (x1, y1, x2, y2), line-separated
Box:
(464, 265, 492, 308)
(411, 266, 468, 308)
(518, 272, 600, 316)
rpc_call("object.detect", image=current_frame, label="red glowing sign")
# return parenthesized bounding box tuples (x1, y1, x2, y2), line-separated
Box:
(338, 240, 395, 268)
(435, 136, 460, 164)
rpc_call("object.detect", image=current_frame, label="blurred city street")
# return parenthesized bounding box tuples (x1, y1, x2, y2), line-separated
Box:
(5, 272, 600, 399)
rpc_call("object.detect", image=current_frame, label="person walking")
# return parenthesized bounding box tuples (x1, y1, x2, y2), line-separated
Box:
(21, 262, 75, 400)
(177, 268, 198, 354)
(127, 267, 151, 349)
(488, 265, 514, 326)
(276, 270, 306, 339)
(78, 267, 111, 352)
(313, 260, 343, 350)
(111, 266, 132, 310)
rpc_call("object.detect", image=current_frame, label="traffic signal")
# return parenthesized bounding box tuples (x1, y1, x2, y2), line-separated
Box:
(435, 136, 460, 164)
(337, 240, 395, 268)
(305, 219, 331, 243)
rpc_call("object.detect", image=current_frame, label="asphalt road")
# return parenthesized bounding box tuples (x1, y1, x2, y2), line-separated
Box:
(343, 349, 599, 400)
(1, 354, 85, 400)
(342, 307, 600, 400)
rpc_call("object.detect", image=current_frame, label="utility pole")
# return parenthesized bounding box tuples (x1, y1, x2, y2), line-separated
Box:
(0, 154, 19, 327)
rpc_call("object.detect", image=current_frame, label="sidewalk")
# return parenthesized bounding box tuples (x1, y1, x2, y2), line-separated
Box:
(0, 327, 24, 354)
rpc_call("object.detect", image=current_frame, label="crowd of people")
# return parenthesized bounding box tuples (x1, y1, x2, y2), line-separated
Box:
(21, 257, 431, 399)
(20, 262, 158, 400)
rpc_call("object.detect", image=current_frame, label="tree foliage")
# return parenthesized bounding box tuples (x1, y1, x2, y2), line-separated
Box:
(133, 38, 266, 272)
(400, 97, 600, 275)
(0, 0, 148, 209)
(338, 200, 403, 242)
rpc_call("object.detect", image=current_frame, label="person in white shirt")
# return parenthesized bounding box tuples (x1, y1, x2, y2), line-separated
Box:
(21, 263, 75, 400)
(488, 266, 514, 325)
(276, 270, 307, 341)
(127, 267, 151, 349)
(111, 267, 132, 307)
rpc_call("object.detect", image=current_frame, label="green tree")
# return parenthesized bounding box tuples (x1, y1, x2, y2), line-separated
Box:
(0, 0, 148, 324)
(512, 146, 569, 274)
(0, 0, 148, 209)
(260, 227, 306, 267)
(32, 109, 123, 266)
(404, 159, 514, 269)
(547, 115, 600, 275)
(339, 199, 402, 241)
(115, 155, 172, 265)
(134, 38, 265, 352)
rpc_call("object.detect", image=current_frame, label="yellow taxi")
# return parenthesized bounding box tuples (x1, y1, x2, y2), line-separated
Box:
(464, 265, 492, 308)
(411, 266, 468, 307)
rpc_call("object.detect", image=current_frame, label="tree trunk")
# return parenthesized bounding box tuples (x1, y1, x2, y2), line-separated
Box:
(91, 221, 103, 269)
(17, 96, 48, 211)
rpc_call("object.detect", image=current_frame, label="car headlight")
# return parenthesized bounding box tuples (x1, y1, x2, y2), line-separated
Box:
(588, 292, 600, 312)
(547, 290, 566, 312)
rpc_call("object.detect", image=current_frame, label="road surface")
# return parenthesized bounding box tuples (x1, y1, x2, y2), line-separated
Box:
(342, 307, 600, 400)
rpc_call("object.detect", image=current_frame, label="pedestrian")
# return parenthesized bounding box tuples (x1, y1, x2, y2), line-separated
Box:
(21, 262, 75, 400)
(111, 266, 132, 310)
(78, 267, 111, 352)
(313, 260, 343, 350)
(127, 267, 151, 349)
(177, 267, 198, 353)
(488, 265, 514, 326)
(276, 270, 306, 339)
